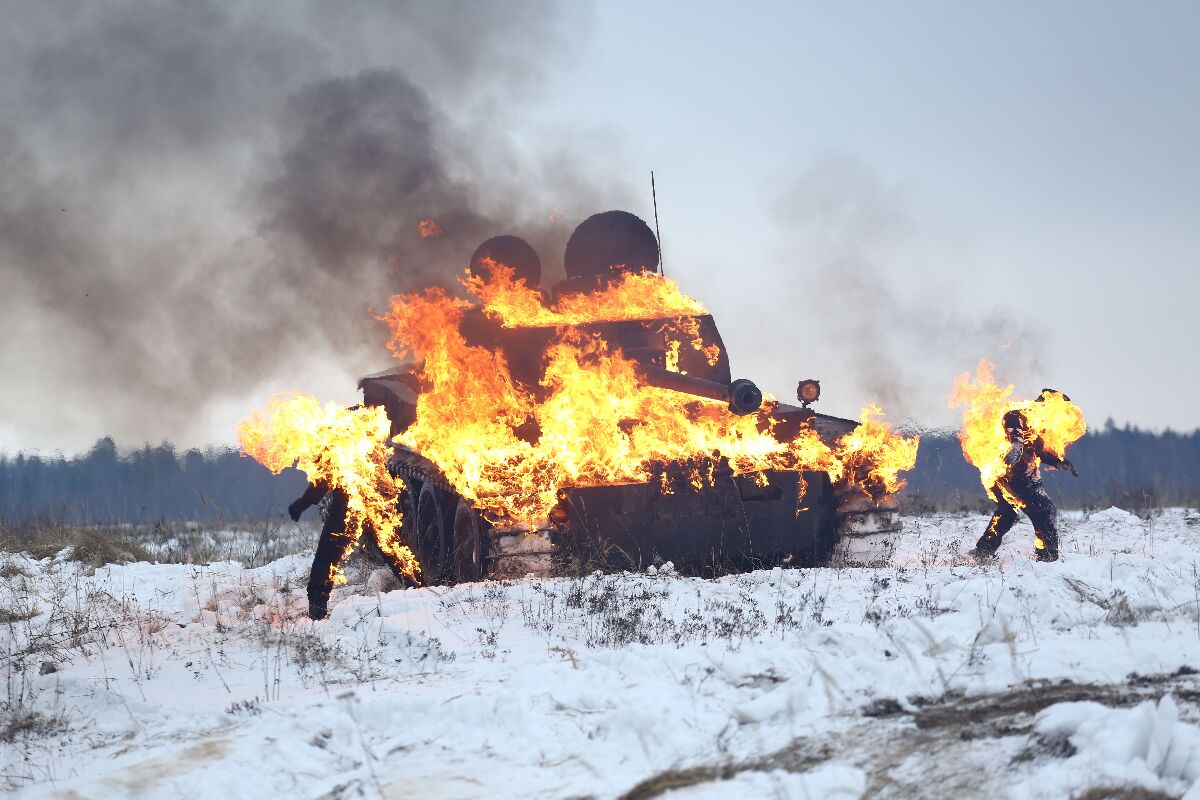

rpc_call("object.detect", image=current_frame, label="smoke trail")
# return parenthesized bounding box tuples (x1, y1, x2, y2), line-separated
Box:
(0, 1, 627, 451)
(772, 154, 1044, 424)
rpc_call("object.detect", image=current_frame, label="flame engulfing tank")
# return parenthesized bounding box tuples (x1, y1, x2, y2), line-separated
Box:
(360, 211, 911, 583)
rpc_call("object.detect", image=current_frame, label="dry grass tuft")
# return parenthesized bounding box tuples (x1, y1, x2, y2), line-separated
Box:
(0, 515, 312, 568)
(0, 605, 40, 624)
(0, 708, 68, 744)
(0, 523, 151, 566)
(1072, 788, 1177, 800)
(62, 529, 152, 566)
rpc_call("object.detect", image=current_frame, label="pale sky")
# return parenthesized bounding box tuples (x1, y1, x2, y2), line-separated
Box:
(538, 1, 1200, 433)
(1, 1, 1197, 455)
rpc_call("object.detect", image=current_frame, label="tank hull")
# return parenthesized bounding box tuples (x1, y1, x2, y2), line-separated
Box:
(386, 442, 842, 582)
(553, 470, 836, 573)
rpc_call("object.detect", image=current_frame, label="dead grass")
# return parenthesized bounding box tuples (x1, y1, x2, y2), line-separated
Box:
(513, 571, 797, 652)
(0, 522, 151, 565)
(0, 516, 313, 568)
(1072, 789, 1177, 800)
(0, 707, 68, 744)
(0, 605, 40, 624)
(619, 738, 833, 800)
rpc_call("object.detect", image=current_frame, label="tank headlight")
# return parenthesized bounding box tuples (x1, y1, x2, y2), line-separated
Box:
(797, 379, 821, 405)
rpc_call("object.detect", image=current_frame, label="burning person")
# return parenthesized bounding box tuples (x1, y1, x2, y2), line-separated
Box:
(969, 392, 1079, 562)
(239, 394, 419, 620)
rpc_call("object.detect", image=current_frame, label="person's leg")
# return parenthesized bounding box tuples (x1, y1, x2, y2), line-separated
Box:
(1022, 488, 1059, 561)
(307, 489, 353, 619)
(975, 489, 1019, 556)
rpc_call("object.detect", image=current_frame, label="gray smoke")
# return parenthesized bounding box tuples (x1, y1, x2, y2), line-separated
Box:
(0, 0, 627, 452)
(773, 155, 1044, 425)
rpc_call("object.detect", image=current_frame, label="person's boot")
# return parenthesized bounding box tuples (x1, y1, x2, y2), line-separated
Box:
(967, 543, 999, 563)
(1034, 548, 1059, 563)
(307, 584, 332, 620)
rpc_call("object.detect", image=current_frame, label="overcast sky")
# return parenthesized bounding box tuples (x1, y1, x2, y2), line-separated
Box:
(2, 1, 1197, 455)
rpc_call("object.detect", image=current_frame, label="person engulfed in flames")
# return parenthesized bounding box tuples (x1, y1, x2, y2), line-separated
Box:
(238, 395, 419, 620)
(966, 390, 1081, 563)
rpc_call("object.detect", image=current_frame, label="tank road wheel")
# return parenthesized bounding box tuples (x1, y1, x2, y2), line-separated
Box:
(452, 498, 489, 583)
(801, 517, 840, 567)
(358, 480, 424, 584)
(794, 473, 841, 568)
(416, 482, 454, 583)
(400, 479, 422, 548)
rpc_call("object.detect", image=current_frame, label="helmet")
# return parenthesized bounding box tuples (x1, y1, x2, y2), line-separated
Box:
(1002, 409, 1028, 438)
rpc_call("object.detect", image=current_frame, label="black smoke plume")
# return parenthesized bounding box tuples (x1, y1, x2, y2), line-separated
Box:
(0, 0, 626, 452)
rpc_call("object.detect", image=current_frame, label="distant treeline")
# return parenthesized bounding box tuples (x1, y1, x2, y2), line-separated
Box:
(901, 419, 1200, 512)
(1, 420, 1197, 524)
(0, 437, 307, 525)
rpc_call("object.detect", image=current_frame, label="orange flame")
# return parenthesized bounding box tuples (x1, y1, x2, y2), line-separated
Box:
(465, 261, 706, 328)
(661, 316, 722, 370)
(835, 404, 921, 497)
(949, 359, 1086, 498)
(237, 394, 420, 584)
(418, 218, 444, 238)
(381, 269, 919, 524)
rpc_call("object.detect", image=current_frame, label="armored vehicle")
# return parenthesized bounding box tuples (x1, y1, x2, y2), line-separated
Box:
(362, 211, 901, 583)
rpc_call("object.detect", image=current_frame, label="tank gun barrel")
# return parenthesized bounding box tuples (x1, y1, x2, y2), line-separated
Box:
(635, 363, 763, 415)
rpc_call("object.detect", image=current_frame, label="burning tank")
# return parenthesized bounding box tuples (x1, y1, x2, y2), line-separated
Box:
(357, 211, 916, 583)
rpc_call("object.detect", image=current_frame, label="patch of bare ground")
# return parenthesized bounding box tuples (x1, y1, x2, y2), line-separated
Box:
(910, 665, 1200, 740)
(861, 667, 1200, 798)
(619, 739, 835, 800)
(620, 668, 1200, 800)
(1072, 789, 1177, 800)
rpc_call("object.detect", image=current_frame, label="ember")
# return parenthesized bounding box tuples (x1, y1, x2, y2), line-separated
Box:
(417, 218, 444, 238)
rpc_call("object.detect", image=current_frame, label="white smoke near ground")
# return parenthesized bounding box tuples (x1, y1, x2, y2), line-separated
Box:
(769, 154, 1047, 429)
(0, 0, 629, 453)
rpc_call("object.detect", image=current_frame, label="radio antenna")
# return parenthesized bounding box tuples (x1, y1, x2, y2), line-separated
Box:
(651, 170, 664, 276)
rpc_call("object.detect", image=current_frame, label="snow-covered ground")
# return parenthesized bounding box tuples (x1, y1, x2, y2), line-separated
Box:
(120, 519, 318, 567)
(4, 508, 1200, 799)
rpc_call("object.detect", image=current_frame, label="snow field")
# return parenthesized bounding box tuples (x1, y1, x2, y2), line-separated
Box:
(3, 508, 1200, 798)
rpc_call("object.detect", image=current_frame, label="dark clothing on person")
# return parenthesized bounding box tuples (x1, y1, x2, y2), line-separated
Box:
(974, 427, 1069, 561)
(288, 481, 330, 522)
(305, 487, 351, 620)
(978, 483, 1059, 560)
(288, 480, 352, 619)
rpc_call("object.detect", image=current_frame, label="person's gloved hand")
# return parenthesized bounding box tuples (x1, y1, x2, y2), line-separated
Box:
(287, 498, 306, 522)
(1062, 460, 1079, 477)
